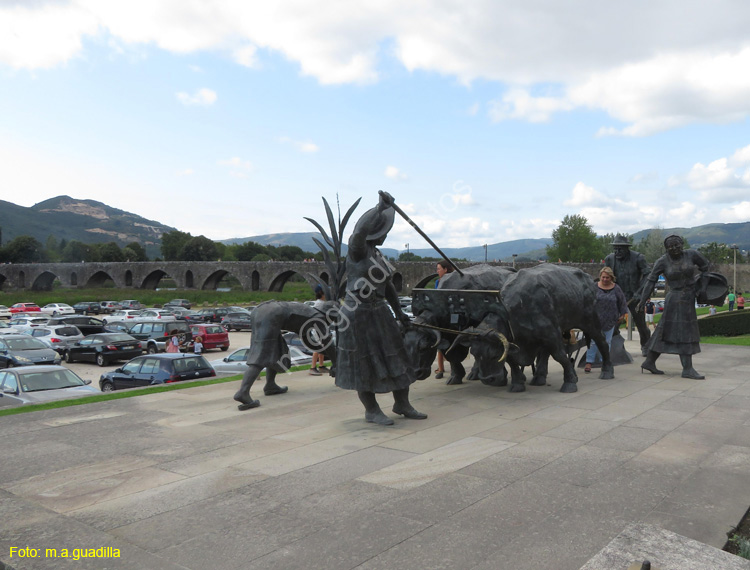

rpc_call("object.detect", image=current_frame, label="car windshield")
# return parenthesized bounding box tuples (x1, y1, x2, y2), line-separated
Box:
(5, 337, 48, 350)
(55, 327, 80, 336)
(18, 369, 86, 392)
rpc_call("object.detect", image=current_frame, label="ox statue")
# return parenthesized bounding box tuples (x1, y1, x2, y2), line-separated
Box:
(405, 264, 517, 386)
(449, 264, 614, 393)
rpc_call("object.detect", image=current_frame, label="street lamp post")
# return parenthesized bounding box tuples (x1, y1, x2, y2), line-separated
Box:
(731, 244, 739, 295)
(512, 253, 518, 269)
(405, 243, 409, 257)
(484, 244, 488, 263)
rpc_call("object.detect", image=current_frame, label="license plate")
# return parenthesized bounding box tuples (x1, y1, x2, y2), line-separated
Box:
(123, 345, 135, 349)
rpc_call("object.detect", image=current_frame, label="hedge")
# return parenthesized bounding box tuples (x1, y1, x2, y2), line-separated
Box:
(698, 310, 750, 337)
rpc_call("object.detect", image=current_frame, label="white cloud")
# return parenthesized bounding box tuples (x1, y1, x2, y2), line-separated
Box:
(176, 88, 217, 106)
(278, 136, 319, 153)
(489, 88, 573, 123)
(218, 157, 252, 178)
(564, 182, 605, 207)
(176, 168, 194, 176)
(384, 165, 407, 181)
(4, 2, 750, 133)
(719, 201, 750, 222)
(233, 45, 258, 68)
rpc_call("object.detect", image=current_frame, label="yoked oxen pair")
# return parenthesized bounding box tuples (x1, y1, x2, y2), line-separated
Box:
(405, 264, 517, 386)
(449, 264, 614, 393)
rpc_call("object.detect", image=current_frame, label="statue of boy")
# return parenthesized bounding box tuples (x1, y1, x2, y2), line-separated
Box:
(604, 234, 651, 355)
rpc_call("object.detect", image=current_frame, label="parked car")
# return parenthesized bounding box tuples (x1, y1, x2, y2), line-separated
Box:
(98, 353, 215, 391)
(282, 331, 313, 355)
(0, 365, 99, 406)
(138, 308, 177, 321)
(0, 305, 11, 319)
(196, 307, 244, 323)
(220, 312, 253, 332)
(165, 298, 192, 309)
(22, 325, 84, 352)
(182, 310, 208, 325)
(64, 333, 143, 366)
(120, 300, 143, 310)
(126, 320, 192, 354)
(8, 316, 49, 329)
(10, 303, 41, 314)
(0, 335, 62, 367)
(99, 301, 122, 314)
(210, 345, 311, 376)
(0, 321, 20, 335)
(46, 316, 107, 336)
(73, 301, 101, 315)
(189, 324, 230, 351)
(40, 303, 75, 316)
(165, 306, 191, 319)
(103, 322, 132, 334)
(654, 299, 666, 313)
(102, 309, 143, 324)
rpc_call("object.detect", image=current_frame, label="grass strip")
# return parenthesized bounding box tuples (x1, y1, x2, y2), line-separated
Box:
(0, 364, 317, 417)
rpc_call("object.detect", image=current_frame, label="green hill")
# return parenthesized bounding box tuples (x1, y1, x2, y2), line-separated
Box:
(0, 196, 176, 258)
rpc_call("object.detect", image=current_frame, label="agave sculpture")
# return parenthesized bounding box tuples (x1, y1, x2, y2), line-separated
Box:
(304, 196, 361, 301)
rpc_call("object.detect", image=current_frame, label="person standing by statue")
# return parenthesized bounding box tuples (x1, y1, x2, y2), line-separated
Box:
(605, 234, 651, 355)
(335, 191, 427, 426)
(637, 234, 709, 379)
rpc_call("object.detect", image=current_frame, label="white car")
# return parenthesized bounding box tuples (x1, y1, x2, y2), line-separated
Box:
(210, 346, 312, 376)
(0, 321, 20, 335)
(137, 308, 177, 321)
(103, 309, 143, 324)
(40, 303, 76, 317)
(7, 316, 49, 330)
(0, 305, 11, 319)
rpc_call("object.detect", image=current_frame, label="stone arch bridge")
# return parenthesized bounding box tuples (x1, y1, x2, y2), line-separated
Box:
(0, 260, 454, 295)
(5, 260, 738, 296)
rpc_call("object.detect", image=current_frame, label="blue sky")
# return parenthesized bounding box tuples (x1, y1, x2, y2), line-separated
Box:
(2, 1, 750, 251)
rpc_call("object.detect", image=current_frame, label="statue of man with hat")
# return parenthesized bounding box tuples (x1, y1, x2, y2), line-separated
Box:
(604, 234, 652, 355)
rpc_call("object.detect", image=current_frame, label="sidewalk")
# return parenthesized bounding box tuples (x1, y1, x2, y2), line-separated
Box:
(2, 338, 750, 569)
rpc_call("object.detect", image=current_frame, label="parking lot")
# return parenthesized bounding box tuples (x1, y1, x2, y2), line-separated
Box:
(61, 330, 253, 386)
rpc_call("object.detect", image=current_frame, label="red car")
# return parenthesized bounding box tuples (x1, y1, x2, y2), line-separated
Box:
(189, 324, 230, 351)
(10, 303, 41, 314)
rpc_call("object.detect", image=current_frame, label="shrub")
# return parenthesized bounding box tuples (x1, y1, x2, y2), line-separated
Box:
(698, 310, 750, 337)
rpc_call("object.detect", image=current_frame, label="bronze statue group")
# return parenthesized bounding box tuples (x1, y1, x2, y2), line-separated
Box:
(233, 192, 727, 425)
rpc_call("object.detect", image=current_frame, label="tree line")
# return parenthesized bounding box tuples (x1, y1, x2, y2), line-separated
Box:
(1, 220, 745, 265)
(545, 214, 748, 264)
(0, 231, 320, 264)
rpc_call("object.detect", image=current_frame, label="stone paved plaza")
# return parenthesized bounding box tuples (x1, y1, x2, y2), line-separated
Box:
(2, 338, 750, 569)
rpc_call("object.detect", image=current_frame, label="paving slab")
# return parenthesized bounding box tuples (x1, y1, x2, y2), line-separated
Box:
(1, 340, 750, 569)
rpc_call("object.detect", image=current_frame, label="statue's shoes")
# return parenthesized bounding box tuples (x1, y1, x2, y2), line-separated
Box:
(234, 392, 260, 410)
(392, 405, 428, 420)
(640, 362, 664, 375)
(365, 410, 394, 425)
(264, 386, 289, 396)
(681, 369, 705, 380)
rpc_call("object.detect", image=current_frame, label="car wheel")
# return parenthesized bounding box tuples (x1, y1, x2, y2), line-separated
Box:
(53, 311, 59, 316)
(6, 362, 14, 368)
(64, 351, 72, 363)
(147, 344, 158, 354)
(96, 354, 106, 367)
(101, 381, 114, 392)
(221, 346, 228, 351)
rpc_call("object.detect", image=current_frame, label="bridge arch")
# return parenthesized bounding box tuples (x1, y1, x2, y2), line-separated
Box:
(268, 270, 315, 293)
(185, 270, 194, 288)
(70, 272, 78, 286)
(251, 270, 260, 291)
(201, 269, 242, 291)
(141, 269, 173, 290)
(31, 271, 59, 291)
(415, 273, 437, 289)
(0, 273, 6, 290)
(124, 270, 133, 287)
(86, 270, 117, 288)
(18, 271, 25, 288)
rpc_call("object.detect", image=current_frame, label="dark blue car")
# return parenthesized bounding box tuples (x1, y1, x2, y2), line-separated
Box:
(99, 353, 215, 391)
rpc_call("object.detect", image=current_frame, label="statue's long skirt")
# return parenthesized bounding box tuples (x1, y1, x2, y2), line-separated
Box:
(335, 299, 415, 393)
(646, 286, 701, 355)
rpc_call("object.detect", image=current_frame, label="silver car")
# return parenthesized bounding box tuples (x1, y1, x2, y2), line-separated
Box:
(0, 321, 20, 335)
(22, 325, 85, 352)
(0, 365, 99, 406)
(210, 345, 312, 376)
